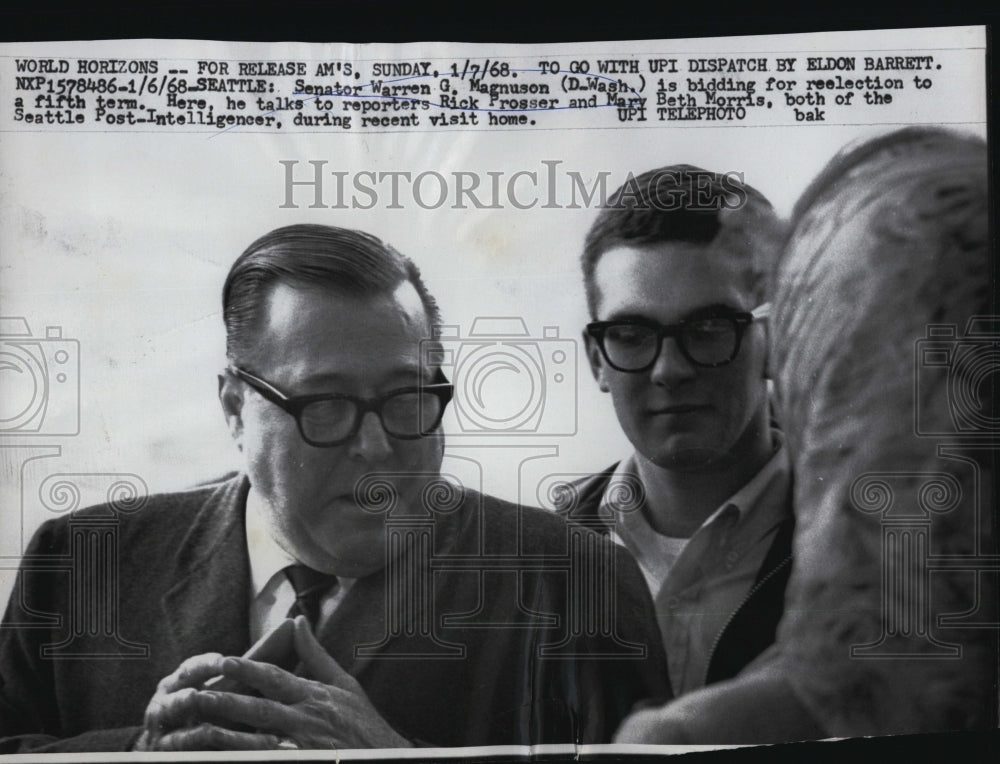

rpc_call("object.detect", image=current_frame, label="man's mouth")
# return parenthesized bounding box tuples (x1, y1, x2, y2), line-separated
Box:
(649, 404, 710, 415)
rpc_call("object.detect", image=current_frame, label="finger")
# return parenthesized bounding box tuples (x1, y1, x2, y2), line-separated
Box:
(159, 652, 228, 693)
(612, 708, 691, 745)
(132, 729, 155, 752)
(195, 690, 298, 734)
(155, 722, 287, 751)
(146, 653, 229, 737)
(145, 686, 204, 733)
(220, 657, 309, 705)
(612, 711, 649, 744)
(292, 615, 353, 687)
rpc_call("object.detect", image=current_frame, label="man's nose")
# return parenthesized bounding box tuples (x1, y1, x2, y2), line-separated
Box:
(648, 335, 698, 387)
(347, 411, 394, 461)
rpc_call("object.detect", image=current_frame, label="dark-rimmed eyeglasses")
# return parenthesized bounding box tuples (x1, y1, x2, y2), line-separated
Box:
(228, 365, 454, 447)
(586, 303, 770, 372)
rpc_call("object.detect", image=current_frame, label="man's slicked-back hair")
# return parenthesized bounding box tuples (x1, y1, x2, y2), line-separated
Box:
(223, 223, 441, 362)
(581, 165, 782, 318)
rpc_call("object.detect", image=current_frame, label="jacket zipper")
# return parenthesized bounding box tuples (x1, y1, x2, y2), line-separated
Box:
(702, 554, 793, 686)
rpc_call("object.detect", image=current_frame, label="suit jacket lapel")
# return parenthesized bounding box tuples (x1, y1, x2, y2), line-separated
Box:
(161, 476, 252, 661)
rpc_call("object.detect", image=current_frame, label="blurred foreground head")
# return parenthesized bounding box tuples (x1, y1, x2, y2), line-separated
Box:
(772, 128, 994, 735)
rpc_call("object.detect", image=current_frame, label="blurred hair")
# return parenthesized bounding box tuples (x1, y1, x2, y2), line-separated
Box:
(790, 126, 987, 229)
(766, 127, 991, 736)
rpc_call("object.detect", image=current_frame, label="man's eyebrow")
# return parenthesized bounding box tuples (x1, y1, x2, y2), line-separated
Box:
(605, 303, 742, 324)
(682, 303, 745, 319)
(603, 312, 660, 324)
(296, 366, 425, 390)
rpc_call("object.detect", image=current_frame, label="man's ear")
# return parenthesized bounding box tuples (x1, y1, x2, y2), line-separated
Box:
(583, 332, 610, 392)
(218, 371, 245, 450)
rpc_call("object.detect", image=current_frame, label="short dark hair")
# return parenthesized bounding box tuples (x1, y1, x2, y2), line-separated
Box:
(223, 224, 441, 362)
(581, 165, 781, 318)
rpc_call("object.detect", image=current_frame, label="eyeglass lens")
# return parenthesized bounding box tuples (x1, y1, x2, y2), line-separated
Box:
(297, 391, 445, 444)
(603, 317, 739, 369)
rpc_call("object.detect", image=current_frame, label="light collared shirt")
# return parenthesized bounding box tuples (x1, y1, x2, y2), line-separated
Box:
(245, 488, 356, 643)
(606, 430, 791, 696)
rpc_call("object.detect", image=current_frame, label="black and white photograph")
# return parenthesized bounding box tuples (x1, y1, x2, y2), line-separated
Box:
(0, 11, 995, 759)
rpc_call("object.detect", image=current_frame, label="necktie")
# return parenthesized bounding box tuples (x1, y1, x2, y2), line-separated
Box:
(283, 564, 338, 628)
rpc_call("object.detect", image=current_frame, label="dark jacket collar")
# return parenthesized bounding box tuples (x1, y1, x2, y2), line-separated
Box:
(161, 475, 253, 660)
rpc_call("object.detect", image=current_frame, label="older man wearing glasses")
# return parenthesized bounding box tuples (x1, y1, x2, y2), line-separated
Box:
(558, 167, 792, 698)
(0, 224, 668, 752)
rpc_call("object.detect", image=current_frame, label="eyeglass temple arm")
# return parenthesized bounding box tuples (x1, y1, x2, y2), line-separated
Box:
(228, 365, 291, 403)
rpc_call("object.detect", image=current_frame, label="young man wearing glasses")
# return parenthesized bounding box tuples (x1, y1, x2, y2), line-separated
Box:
(0, 224, 668, 752)
(561, 166, 793, 698)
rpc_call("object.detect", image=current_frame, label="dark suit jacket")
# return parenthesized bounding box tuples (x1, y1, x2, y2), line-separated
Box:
(556, 465, 795, 687)
(0, 475, 669, 752)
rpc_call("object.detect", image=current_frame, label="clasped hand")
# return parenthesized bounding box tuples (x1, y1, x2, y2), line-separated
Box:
(135, 616, 412, 751)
